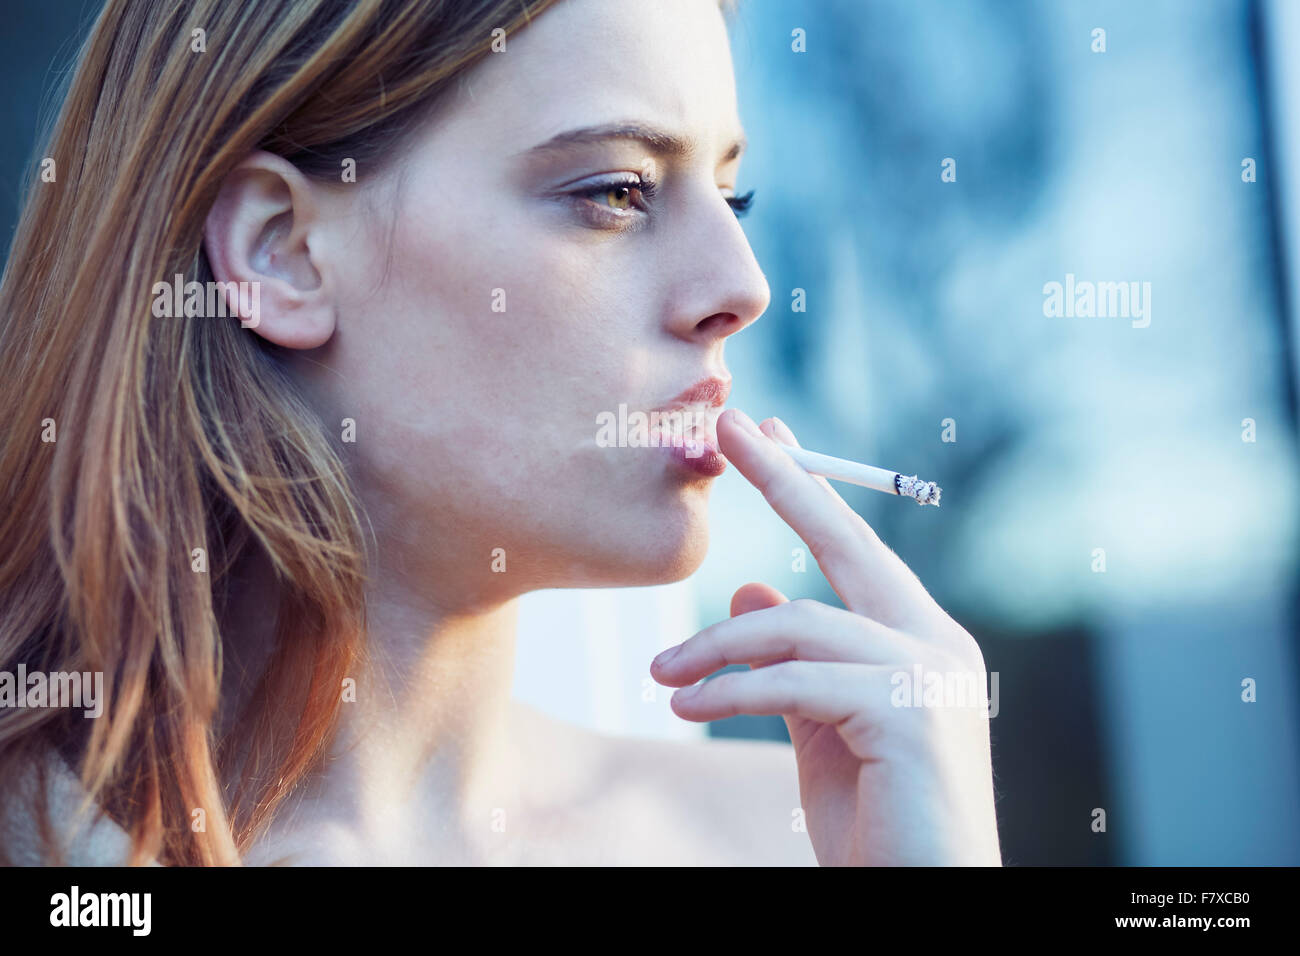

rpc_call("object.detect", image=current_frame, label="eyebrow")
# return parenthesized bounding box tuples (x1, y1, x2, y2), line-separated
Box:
(519, 121, 747, 165)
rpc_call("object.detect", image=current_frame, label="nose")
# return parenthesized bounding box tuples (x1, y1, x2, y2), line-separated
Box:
(664, 189, 771, 343)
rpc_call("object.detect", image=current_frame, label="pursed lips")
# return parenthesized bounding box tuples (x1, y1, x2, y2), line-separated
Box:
(654, 375, 731, 448)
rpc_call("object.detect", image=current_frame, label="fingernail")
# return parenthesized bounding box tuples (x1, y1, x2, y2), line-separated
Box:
(770, 416, 798, 446)
(674, 683, 701, 700)
(653, 644, 681, 668)
(729, 408, 763, 437)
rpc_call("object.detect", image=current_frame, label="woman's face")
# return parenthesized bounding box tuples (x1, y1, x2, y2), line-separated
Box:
(296, 0, 769, 601)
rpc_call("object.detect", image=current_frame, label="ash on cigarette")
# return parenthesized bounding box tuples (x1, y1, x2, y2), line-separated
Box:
(895, 474, 942, 506)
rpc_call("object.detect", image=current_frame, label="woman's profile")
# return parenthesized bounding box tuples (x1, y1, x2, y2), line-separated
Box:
(0, 0, 1001, 866)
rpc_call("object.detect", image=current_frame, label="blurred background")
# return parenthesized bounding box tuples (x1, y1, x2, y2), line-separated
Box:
(3, 0, 1297, 864)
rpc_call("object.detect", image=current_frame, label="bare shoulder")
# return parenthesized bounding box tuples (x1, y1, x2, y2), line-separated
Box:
(2, 752, 145, 866)
(512, 702, 818, 865)
(610, 730, 818, 865)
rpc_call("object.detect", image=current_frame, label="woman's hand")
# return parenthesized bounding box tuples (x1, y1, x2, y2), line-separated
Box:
(651, 409, 1002, 866)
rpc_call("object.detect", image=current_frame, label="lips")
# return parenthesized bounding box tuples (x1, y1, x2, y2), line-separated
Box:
(654, 375, 731, 449)
(650, 374, 731, 476)
(663, 376, 732, 409)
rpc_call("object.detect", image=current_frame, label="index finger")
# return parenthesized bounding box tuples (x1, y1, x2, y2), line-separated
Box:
(717, 407, 932, 628)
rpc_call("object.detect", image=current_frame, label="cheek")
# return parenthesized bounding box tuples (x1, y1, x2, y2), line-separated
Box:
(324, 179, 708, 583)
(401, 187, 665, 429)
(336, 192, 643, 500)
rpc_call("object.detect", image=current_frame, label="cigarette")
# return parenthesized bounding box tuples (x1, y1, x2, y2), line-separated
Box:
(775, 443, 942, 506)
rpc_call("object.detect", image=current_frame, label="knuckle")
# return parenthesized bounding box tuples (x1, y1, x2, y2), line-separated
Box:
(786, 596, 822, 619)
(771, 659, 803, 684)
(715, 635, 747, 669)
(769, 661, 805, 707)
(750, 454, 788, 495)
(801, 528, 843, 567)
(707, 670, 738, 694)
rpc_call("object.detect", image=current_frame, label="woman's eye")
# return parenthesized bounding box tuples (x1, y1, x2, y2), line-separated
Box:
(577, 179, 654, 213)
(726, 188, 756, 218)
(602, 186, 636, 210)
(565, 177, 658, 229)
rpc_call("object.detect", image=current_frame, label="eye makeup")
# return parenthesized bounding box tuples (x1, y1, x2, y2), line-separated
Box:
(568, 172, 659, 227)
(563, 172, 755, 230)
(725, 188, 755, 218)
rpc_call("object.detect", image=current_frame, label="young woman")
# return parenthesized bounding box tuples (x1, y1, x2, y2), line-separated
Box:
(0, 0, 1001, 865)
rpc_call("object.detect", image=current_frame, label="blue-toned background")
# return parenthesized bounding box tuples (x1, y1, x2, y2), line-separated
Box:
(4, 0, 1297, 865)
(712, 0, 1300, 865)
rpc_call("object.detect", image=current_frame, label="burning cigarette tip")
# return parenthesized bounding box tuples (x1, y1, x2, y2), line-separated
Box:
(894, 474, 942, 507)
(774, 441, 942, 508)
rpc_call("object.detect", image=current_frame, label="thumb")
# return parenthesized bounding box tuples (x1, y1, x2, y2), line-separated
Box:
(730, 581, 789, 617)
(729, 583, 798, 701)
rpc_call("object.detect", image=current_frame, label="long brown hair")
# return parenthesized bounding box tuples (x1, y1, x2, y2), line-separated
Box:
(0, 0, 563, 866)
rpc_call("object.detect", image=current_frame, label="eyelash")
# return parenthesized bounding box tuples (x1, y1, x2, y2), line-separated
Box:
(727, 189, 756, 218)
(572, 178, 756, 226)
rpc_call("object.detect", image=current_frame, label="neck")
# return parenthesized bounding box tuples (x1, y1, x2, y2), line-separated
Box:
(222, 540, 526, 855)
(329, 582, 522, 818)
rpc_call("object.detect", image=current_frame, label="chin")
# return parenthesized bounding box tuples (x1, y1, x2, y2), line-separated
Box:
(565, 496, 712, 588)
(641, 527, 710, 584)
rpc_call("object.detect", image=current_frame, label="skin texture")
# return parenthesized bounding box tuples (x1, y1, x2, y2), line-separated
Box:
(202, 0, 1001, 865)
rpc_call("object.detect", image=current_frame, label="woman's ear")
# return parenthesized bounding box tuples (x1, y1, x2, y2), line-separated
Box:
(203, 151, 337, 349)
